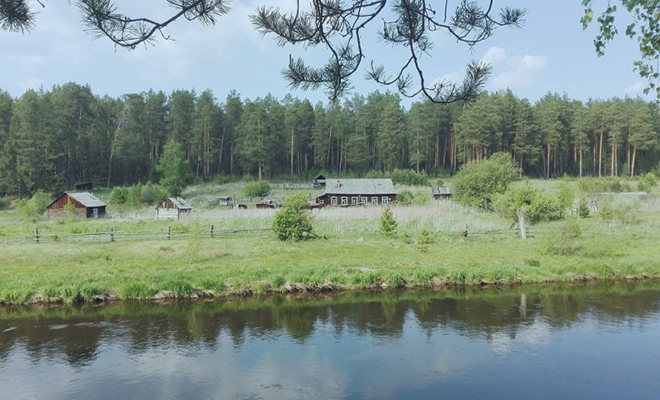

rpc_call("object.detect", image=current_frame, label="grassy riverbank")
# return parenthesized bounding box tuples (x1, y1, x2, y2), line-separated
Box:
(2, 187, 660, 304)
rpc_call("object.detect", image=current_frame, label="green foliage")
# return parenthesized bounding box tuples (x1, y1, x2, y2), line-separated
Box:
(30, 190, 51, 213)
(416, 229, 431, 253)
(578, 177, 633, 193)
(578, 198, 590, 218)
(0, 197, 9, 210)
(453, 152, 518, 209)
(391, 169, 430, 186)
(557, 178, 575, 210)
(599, 200, 641, 224)
(187, 222, 204, 263)
(272, 193, 313, 241)
(16, 190, 50, 220)
(109, 186, 127, 204)
(379, 206, 397, 237)
(140, 182, 167, 204)
(545, 218, 582, 256)
(435, 178, 444, 187)
(127, 182, 143, 206)
(397, 190, 414, 205)
(157, 140, 193, 197)
(637, 172, 657, 193)
(244, 181, 271, 198)
(63, 202, 78, 218)
(493, 183, 564, 224)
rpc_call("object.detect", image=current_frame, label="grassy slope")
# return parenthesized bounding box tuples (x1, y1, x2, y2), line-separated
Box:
(1, 180, 659, 304)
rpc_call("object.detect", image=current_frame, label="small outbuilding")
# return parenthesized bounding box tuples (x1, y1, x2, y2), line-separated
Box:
(315, 179, 397, 206)
(155, 197, 192, 220)
(47, 192, 107, 219)
(432, 187, 453, 201)
(313, 174, 327, 189)
(218, 196, 232, 206)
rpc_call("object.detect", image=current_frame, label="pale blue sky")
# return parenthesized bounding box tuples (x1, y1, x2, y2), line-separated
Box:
(0, 1, 651, 106)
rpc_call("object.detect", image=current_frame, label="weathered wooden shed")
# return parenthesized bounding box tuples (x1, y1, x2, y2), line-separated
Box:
(432, 187, 453, 201)
(315, 179, 397, 207)
(155, 197, 192, 220)
(313, 174, 327, 189)
(47, 192, 107, 219)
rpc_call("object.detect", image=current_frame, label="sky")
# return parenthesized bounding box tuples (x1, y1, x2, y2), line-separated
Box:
(0, 1, 653, 107)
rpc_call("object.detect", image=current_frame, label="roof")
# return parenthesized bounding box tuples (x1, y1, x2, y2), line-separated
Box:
(314, 174, 326, 180)
(322, 179, 396, 195)
(158, 197, 192, 210)
(48, 192, 106, 208)
(432, 187, 453, 195)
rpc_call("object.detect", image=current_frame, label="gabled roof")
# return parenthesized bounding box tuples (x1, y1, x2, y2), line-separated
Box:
(314, 174, 326, 180)
(432, 187, 453, 195)
(48, 192, 106, 208)
(323, 179, 396, 195)
(159, 197, 192, 210)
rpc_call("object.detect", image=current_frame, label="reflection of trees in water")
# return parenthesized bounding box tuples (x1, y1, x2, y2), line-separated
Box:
(0, 282, 659, 367)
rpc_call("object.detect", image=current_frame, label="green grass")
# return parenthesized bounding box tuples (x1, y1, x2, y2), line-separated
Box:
(1, 180, 659, 304)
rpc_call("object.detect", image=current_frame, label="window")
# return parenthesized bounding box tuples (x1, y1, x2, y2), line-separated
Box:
(351, 197, 358, 205)
(319, 199, 324, 204)
(331, 197, 337, 206)
(361, 197, 368, 205)
(372, 197, 378, 205)
(382, 197, 389, 204)
(341, 197, 348, 206)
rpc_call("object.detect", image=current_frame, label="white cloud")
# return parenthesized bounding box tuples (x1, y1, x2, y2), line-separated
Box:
(624, 82, 645, 98)
(480, 47, 547, 91)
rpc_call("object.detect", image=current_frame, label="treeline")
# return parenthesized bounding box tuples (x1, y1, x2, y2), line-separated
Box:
(0, 83, 659, 196)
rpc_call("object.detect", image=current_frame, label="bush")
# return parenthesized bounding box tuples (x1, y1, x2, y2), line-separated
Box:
(557, 178, 575, 210)
(272, 193, 314, 241)
(391, 169, 430, 186)
(127, 182, 143, 206)
(637, 172, 657, 193)
(577, 198, 590, 218)
(417, 229, 431, 253)
(397, 190, 414, 205)
(0, 197, 9, 211)
(140, 182, 167, 204)
(453, 152, 518, 209)
(493, 183, 564, 224)
(545, 218, 582, 256)
(599, 200, 641, 224)
(244, 181, 271, 198)
(578, 177, 633, 194)
(109, 187, 127, 204)
(379, 206, 397, 237)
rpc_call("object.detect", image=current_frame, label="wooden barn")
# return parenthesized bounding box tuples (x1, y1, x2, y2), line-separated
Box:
(313, 174, 327, 189)
(432, 187, 453, 201)
(315, 179, 397, 206)
(47, 192, 107, 219)
(155, 197, 192, 220)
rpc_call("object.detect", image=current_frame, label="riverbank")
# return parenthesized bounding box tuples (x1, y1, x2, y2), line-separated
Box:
(2, 200, 660, 305)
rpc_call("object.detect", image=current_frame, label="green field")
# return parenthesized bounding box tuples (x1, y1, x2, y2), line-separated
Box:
(1, 180, 659, 304)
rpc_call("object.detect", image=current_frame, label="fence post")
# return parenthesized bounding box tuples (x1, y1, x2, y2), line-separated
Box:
(35, 227, 39, 243)
(210, 224, 214, 238)
(517, 208, 527, 240)
(110, 227, 114, 242)
(167, 226, 171, 240)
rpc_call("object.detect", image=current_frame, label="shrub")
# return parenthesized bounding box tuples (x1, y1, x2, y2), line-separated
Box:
(545, 218, 582, 256)
(365, 170, 386, 179)
(397, 190, 414, 205)
(492, 183, 564, 224)
(127, 183, 143, 206)
(272, 193, 314, 241)
(140, 182, 167, 204)
(557, 178, 575, 210)
(453, 152, 518, 209)
(0, 197, 9, 210)
(417, 229, 431, 253)
(599, 200, 641, 224)
(391, 169, 430, 186)
(637, 172, 657, 193)
(244, 181, 271, 198)
(109, 187, 127, 204)
(577, 198, 590, 218)
(379, 206, 397, 237)
(578, 177, 633, 194)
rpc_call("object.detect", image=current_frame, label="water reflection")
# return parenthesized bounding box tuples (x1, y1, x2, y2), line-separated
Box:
(1, 282, 659, 400)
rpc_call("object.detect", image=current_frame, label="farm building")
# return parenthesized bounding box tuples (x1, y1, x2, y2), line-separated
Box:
(432, 187, 453, 201)
(315, 179, 397, 206)
(47, 192, 106, 219)
(155, 197, 192, 220)
(313, 174, 327, 189)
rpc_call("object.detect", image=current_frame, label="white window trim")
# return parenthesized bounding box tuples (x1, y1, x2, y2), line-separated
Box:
(371, 197, 378, 205)
(331, 196, 338, 206)
(382, 197, 389, 204)
(361, 197, 368, 205)
(351, 197, 358, 205)
(341, 197, 348, 205)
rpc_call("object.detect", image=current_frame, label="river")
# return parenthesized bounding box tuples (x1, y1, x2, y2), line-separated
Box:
(1, 282, 659, 399)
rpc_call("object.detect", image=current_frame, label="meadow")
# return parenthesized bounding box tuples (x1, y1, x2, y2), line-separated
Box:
(1, 179, 659, 304)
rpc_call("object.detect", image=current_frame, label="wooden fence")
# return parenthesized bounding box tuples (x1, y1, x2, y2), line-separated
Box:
(30, 225, 272, 243)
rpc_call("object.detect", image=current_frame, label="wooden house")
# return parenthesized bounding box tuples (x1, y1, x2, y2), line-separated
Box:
(432, 187, 453, 201)
(313, 174, 327, 189)
(155, 197, 192, 220)
(315, 179, 397, 206)
(47, 192, 106, 219)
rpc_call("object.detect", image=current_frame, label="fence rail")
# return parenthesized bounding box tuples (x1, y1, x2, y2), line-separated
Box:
(26, 226, 272, 244)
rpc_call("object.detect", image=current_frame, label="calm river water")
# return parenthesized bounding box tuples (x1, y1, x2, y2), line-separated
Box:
(1, 282, 659, 400)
